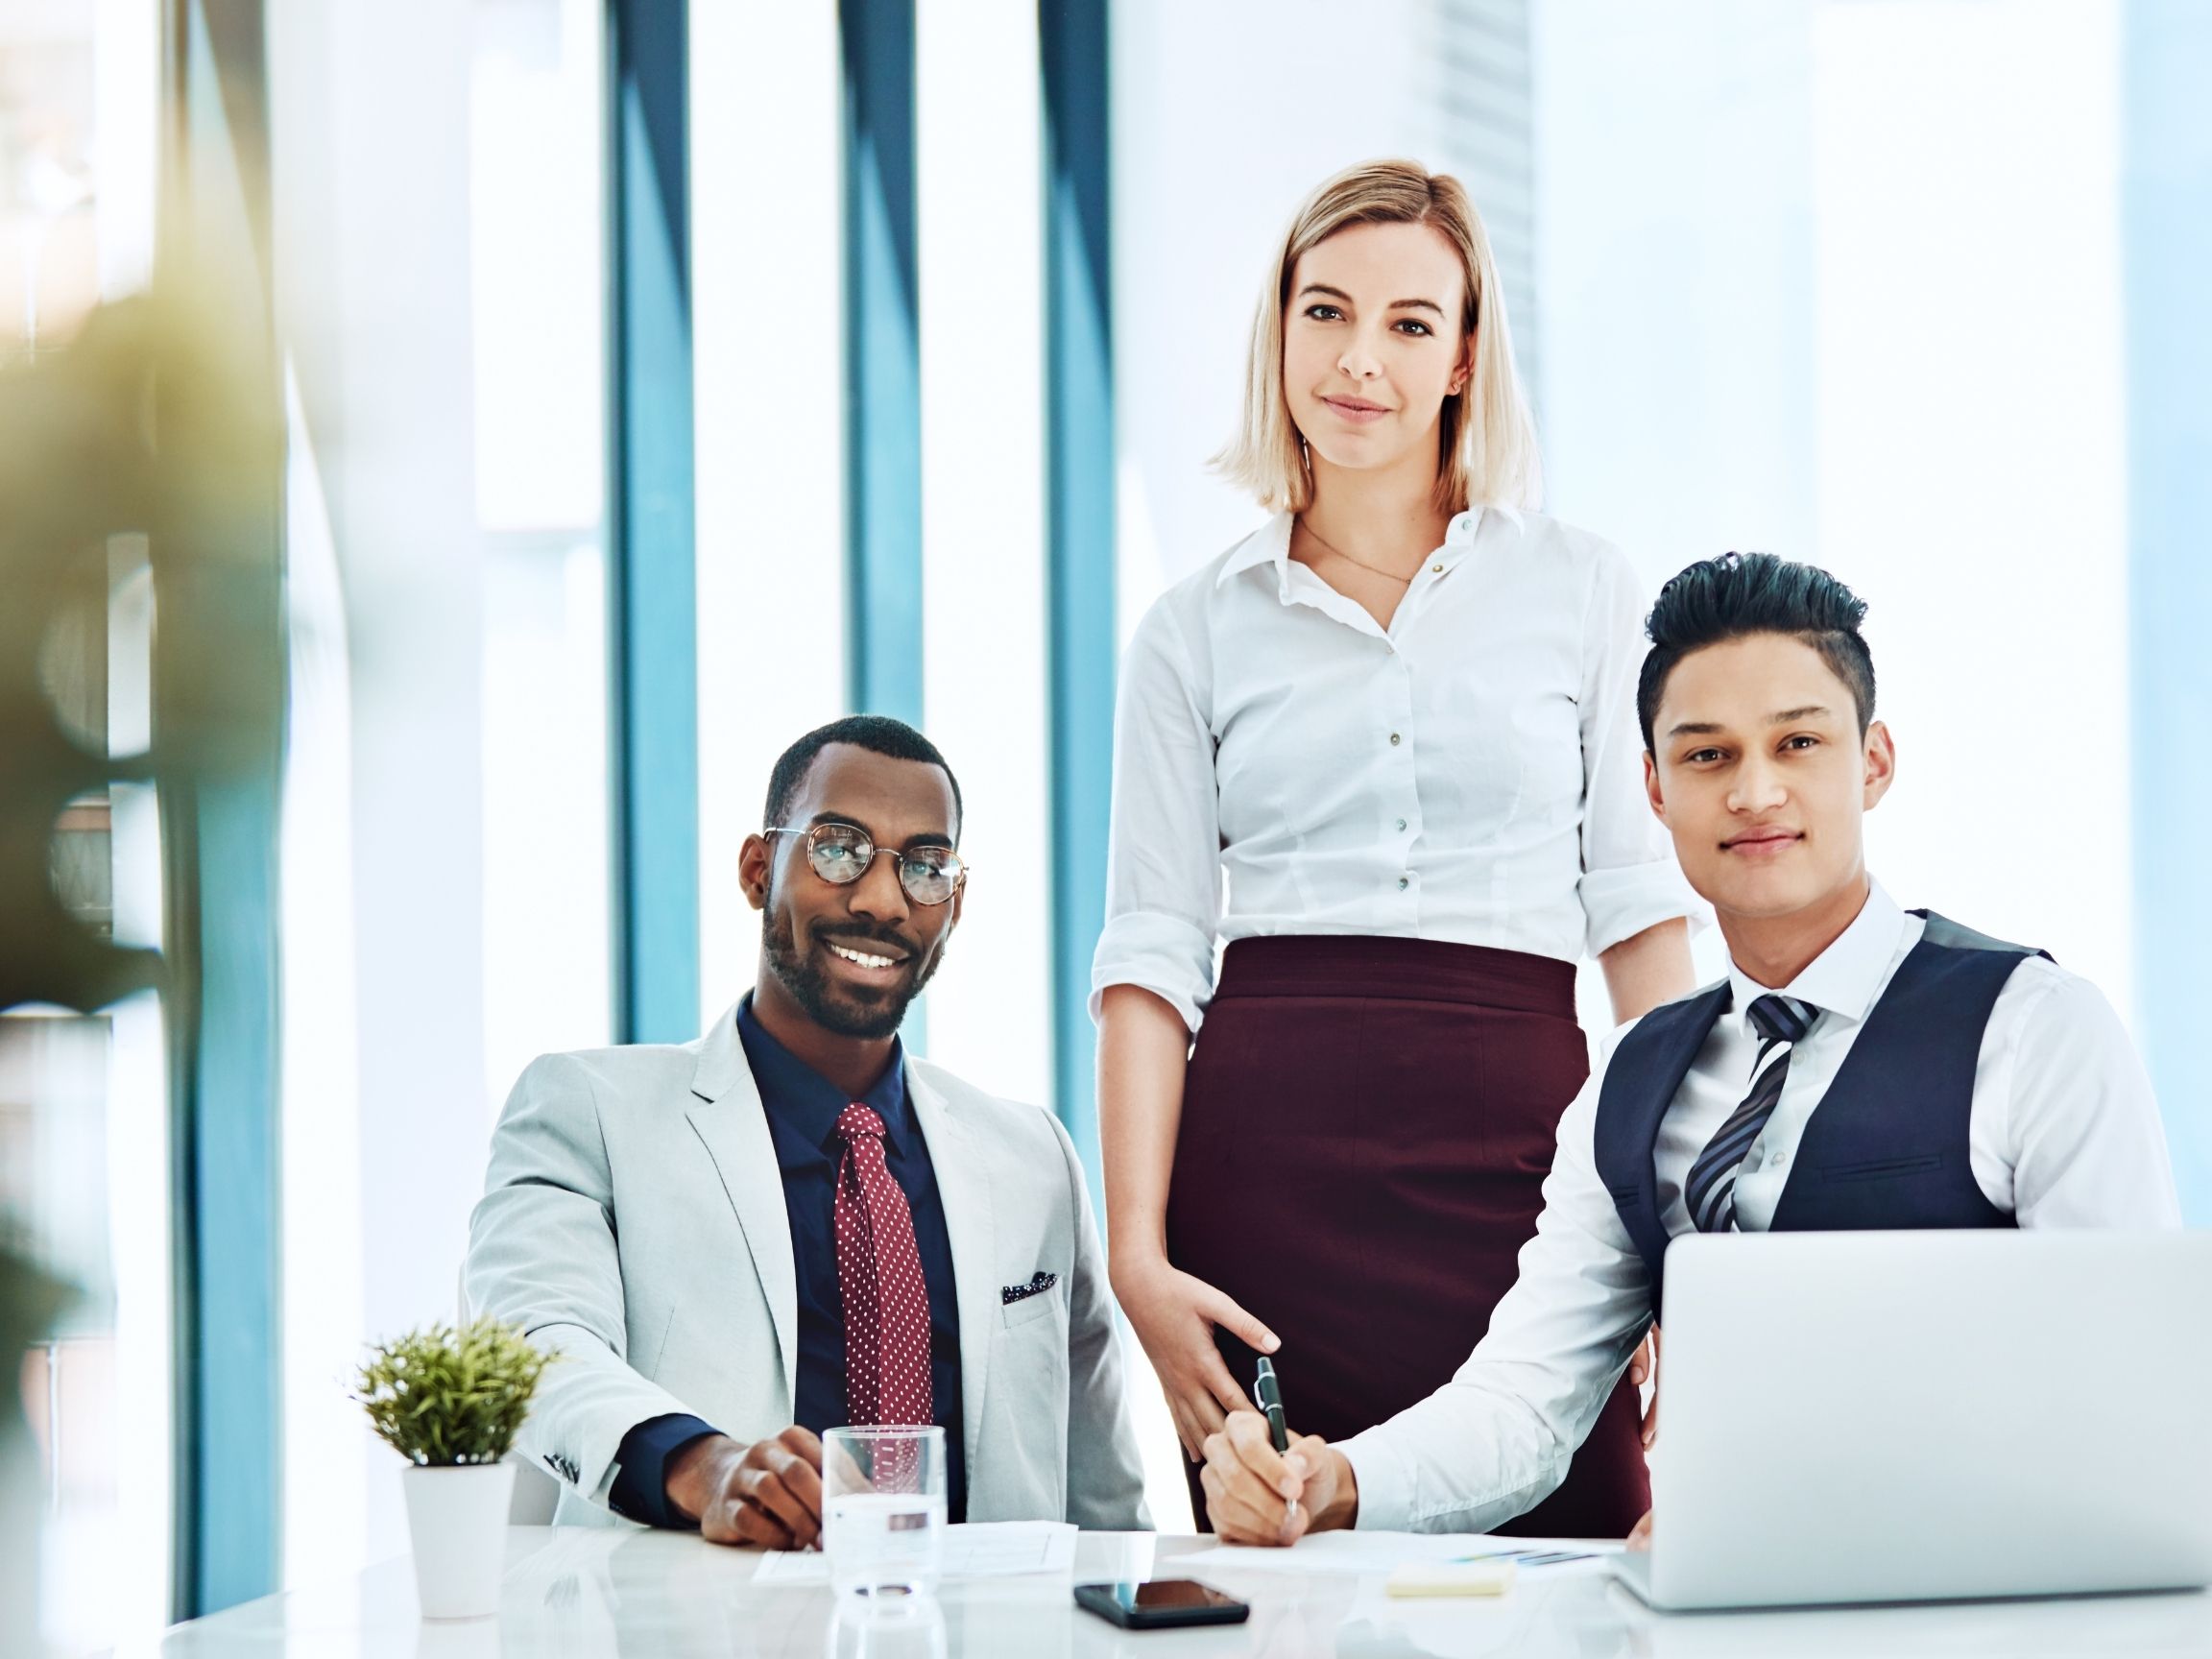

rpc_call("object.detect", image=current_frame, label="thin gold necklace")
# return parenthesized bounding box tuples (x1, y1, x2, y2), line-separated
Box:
(1296, 515, 1416, 584)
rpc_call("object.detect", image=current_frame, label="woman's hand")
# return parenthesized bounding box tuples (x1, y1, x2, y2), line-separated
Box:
(1626, 1324, 1661, 1447)
(1112, 1252, 1280, 1461)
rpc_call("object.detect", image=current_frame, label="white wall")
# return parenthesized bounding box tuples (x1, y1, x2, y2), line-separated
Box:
(1809, 0, 2129, 998)
(1535, 0, 2134, 1010)
(1531, 0, 1819, 570)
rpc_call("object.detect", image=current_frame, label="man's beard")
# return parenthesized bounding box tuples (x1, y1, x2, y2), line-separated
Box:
(761, 901, 943, 1040)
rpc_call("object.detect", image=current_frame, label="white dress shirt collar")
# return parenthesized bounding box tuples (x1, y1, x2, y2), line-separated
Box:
(1213, 511, 1291, 590)
(1212, 503, 1526, 594)
(1725, 877, 1907, 1037)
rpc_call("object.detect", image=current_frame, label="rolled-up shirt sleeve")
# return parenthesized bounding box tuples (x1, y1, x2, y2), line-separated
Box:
(1995, 967, 2183, 1229)
(1576, 543, 1704, 956)
(1091, 598, 1223, 1033)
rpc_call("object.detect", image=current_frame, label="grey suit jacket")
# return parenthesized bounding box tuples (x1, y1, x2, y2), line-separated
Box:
(464, 1001, 1150, 1531)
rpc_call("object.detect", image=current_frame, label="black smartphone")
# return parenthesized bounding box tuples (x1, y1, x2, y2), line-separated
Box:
(1072, 1579, 1251, 1630)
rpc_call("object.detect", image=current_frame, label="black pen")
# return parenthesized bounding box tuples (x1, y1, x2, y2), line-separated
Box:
(1255, 1356, 1299, 1527)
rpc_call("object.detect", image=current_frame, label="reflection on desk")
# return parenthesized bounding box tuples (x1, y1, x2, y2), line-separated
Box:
(139, 1527, 2212, 1659)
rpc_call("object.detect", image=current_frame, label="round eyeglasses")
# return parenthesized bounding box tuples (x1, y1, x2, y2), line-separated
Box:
(763, 823, 968, 906)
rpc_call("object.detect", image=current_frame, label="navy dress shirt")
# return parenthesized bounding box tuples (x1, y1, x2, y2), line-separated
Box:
(608, 999, 967, 1527)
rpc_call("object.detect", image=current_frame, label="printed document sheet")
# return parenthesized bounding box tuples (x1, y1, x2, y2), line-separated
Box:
(752, 1522, 1079, 1585)
(1176, 1531, 1619, 1580)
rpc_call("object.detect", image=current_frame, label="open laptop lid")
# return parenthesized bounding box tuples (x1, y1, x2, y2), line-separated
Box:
(1642, 1230, 2212, 1610)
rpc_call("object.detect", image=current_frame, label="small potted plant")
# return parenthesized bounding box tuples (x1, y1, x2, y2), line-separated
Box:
(354, 1315, 552, 1619)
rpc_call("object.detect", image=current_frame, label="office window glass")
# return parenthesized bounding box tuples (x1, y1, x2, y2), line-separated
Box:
(472, 0, 613, 1099)
(1531, 0, 2131, 998)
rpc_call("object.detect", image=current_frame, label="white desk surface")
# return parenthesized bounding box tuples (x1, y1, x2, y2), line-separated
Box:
(139, 1527, 2212, 1658)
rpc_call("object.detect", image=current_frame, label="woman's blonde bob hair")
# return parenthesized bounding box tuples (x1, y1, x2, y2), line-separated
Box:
(1214, 159, 1542, 516)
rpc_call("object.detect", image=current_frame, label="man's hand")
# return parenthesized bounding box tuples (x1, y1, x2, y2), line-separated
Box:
(665, 1427, 825, 1548)
(1199, 1409, 1356, 1545)
(1626, 1507, 1653, 1551)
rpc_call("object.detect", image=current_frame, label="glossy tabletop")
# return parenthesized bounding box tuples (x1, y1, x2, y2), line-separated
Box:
(140, 1528, 2212, 1658)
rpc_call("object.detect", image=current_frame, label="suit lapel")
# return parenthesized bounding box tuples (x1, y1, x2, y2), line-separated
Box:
(685, 1004, 800, 1411)
(907, 1063, 994, 1481)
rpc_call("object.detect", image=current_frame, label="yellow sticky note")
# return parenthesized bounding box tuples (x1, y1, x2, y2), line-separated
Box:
(1384, 1558, 1517, 1599)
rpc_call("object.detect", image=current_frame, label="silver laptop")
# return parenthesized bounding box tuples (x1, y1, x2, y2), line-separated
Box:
(1611, 1230, 2212, 1611)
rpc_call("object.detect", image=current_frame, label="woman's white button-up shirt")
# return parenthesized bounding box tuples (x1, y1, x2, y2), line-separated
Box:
(1091, 506, 1700, 1032)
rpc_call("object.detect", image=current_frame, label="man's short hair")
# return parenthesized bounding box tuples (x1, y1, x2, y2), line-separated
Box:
(1637, 553, 1875, 752)
(762, 714, 964, 843)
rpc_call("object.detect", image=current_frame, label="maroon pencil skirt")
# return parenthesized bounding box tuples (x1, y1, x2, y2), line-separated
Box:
(1166, 934, 1649, 1537)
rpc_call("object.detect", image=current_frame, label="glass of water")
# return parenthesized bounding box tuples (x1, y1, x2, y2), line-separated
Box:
(823, 1426, 947, 1601)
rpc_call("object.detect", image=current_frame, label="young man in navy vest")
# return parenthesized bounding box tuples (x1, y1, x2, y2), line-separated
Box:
(1195, 553, 2180, 1545)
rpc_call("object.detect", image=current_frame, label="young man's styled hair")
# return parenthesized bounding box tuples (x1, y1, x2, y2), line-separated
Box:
(1637, 553, 1876, 753)
(762, 714, 964, 843)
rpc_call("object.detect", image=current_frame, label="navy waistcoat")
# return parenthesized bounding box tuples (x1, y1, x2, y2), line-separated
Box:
(1594, 911, 2041, 1314)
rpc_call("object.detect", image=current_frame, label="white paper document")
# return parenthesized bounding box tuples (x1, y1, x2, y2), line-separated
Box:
(752, 1522, 1079, 1586)
(1175, 1531, 1620, 1581)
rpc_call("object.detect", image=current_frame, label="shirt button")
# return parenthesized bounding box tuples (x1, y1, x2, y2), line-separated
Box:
(1431, 563, 1443, 574)
(1388, 733, 1401, 746)
(1395, 817, 1407, 832)
(1397, 876, 1409, 891)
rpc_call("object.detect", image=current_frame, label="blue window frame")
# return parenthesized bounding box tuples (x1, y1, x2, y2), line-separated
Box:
(1041, 0, 1116, 1166)
(841, 0, 925, 724)
(609, 0, 701, 1045)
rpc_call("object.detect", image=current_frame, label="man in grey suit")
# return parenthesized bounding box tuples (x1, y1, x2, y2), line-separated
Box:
(468, 715, 1149, 1546)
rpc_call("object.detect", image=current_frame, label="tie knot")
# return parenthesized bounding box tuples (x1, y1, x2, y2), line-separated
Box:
(1748, 994, 1817, 1046)
(836, 1102, 887, 1142)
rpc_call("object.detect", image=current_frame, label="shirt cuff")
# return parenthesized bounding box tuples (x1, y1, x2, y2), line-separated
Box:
(1090, 910, 1217, 1031)
(1578, 860, 1708, 958)
(608, 1413, 721, 1529)
(1336, 1425, 1414, 1532)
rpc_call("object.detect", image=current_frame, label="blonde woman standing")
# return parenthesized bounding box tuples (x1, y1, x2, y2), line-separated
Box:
(1095, 161, 1696, 1536)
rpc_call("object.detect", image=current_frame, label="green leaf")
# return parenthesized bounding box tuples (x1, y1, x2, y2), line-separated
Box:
(350, 1316, 555, 1467)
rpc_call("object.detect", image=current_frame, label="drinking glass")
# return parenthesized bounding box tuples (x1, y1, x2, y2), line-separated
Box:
(822, 1426, 947, 1601)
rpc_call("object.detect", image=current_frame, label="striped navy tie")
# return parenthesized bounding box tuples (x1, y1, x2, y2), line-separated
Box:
(1685, 993, 1821, 1234)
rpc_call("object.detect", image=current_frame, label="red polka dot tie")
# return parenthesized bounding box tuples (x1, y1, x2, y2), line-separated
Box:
(832, 1103, 933, 1430)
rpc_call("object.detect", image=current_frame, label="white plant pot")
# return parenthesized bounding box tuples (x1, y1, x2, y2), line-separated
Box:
(402, 1461, 516, 1620)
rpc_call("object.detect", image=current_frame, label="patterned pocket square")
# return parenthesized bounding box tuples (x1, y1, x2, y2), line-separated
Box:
(1001, 1270, 1058, 1305)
